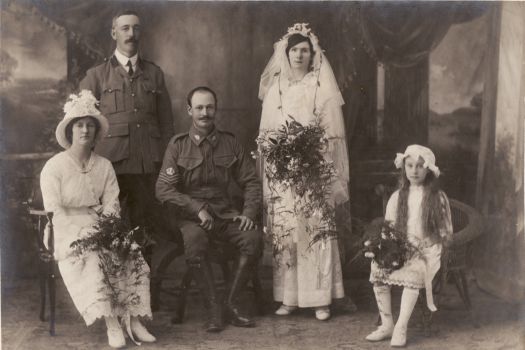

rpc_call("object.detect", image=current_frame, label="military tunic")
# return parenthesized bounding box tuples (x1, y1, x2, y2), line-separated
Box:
(156, 126, 262, 259)
(80, 54, 175, 246)
(79, 55, 174, 174)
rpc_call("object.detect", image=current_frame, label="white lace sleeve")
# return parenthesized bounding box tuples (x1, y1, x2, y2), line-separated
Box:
(439, 191, 453, 240)
(40, 158, 83, 236)
(385, 190, 399, 223)
(320, 98, 349, 205)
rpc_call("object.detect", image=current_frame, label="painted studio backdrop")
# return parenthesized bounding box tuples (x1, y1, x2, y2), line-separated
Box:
(1, 1, 524, 302)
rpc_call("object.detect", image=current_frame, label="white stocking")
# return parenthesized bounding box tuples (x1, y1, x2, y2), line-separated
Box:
(396, 287, 419, 330)
(374, 284, 393, 329)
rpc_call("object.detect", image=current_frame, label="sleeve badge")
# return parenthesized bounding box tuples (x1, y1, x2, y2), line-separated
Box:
(166, 167, 175, 176)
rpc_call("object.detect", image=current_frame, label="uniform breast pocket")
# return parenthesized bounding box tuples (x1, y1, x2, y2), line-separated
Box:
(213, 154, 237, 183)
(98, 123, 129, 162)
(141, 80, 161, 113)
(177, 157, 203, 185)
(100, 82, 124, 114)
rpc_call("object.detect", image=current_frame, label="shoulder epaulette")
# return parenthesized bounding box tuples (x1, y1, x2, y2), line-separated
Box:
(141, 58, 160, 69)
(87, 57, 111, 70)
(171, 132, 189, 143)
(218, 129, 235, 138)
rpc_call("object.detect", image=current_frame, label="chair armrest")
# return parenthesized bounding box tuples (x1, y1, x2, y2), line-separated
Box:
(449, 199, 484, 248)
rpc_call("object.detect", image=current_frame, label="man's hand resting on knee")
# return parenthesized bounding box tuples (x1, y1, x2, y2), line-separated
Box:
(198, 209, 214, 230)
(233, 216, 255, 231)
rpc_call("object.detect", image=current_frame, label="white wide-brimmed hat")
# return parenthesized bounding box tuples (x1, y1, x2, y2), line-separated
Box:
(55, 90, 109, 149)
(394, 144, 440, 177)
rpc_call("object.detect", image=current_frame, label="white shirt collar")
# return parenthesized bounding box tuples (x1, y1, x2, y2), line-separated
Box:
(114, 49, 138, 69)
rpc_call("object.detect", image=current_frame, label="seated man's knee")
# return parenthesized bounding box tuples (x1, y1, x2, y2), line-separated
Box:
(238, 228, 263, 259)
(180, 223, 209, 261)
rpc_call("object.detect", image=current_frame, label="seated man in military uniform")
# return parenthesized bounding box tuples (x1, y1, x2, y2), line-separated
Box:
(155, 86, 262, 332)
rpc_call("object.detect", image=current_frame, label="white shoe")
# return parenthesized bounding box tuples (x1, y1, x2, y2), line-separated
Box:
(315, 307, 330, 321)
(390, 325, 407, 347)
(365, 325, 394, 342)
(275, 304, 298, 316)
(131, 317, 156, 343)
(105, 317, 126, 349)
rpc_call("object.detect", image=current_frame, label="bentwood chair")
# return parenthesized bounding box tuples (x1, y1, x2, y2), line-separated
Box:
(26, 199, 57, 336)
(21, 155, 58, 336)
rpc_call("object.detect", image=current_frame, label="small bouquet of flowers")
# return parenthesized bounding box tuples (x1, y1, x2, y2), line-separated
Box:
(361, 220, 423, 273)
(256, 116, 338, 256)
(70, 214, 152, 311)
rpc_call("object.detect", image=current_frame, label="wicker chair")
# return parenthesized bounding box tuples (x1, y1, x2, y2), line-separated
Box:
(430, 198, 484, 328)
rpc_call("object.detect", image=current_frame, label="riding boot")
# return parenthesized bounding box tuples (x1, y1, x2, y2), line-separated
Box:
(189, 257, 224, 332)
(224, 254, 256, 327)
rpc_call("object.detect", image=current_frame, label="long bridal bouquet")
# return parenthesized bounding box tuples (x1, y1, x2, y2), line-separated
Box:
(256, 116, 338, 259)
(69, 214, 152, 312)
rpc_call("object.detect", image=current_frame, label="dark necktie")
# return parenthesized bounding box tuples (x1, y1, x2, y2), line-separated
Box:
(126, 60, 134, 76)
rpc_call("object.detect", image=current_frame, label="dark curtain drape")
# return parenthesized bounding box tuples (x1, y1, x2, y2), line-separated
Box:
(357, 3, 457, 68)
(339, 2, 489, 152)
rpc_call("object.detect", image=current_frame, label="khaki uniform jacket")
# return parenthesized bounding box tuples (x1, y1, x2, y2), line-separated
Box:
(79, 56, 174, 174)
(155, 126, 261, 221)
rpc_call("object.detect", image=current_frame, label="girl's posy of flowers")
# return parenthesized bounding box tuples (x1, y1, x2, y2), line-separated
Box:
(349, 219, 424, 274)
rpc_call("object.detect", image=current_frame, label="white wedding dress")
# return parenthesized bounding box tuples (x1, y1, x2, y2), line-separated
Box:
(260, 72, 349, 307)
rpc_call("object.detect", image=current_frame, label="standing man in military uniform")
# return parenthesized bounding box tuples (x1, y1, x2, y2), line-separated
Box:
(79, 10, 174, 256)
(156, 86, 262, 332)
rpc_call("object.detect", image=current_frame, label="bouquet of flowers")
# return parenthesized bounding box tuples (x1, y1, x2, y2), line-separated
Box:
(256, 116, 338, 258)
(70, 214, 152, 312)
(361, 220, 423, 273)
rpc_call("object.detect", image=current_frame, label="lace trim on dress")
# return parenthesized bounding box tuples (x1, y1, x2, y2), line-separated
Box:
(82, 298, 152, 326)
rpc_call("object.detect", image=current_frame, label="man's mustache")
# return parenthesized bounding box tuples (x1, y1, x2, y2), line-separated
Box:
(125, 38, 138, 44)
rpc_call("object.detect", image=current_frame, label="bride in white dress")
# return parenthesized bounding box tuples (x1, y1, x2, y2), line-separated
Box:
(258, 23, 350, 321)
(40, 90, 155, 348)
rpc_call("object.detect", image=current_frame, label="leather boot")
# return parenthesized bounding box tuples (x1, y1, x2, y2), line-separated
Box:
(189, 257, 224, 332)
(224, 254, 256, 327)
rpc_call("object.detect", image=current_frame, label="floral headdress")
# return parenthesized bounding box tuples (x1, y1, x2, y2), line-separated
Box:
(394, 144, 440, 177)
(258, 23, 342, 106)
(284, 23, 321, 57)
(55, 90, 109, 149)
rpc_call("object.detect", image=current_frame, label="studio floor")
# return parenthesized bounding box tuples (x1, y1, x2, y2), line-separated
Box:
(2, 264, 524, 350)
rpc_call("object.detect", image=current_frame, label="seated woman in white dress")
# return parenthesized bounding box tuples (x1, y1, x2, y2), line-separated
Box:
(40, 90, 155, 348)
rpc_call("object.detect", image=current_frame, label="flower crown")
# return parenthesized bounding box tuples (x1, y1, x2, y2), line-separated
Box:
(287, 23, 312, 38)
(63, 90, 101, 119)
(281, 22, 320, 55)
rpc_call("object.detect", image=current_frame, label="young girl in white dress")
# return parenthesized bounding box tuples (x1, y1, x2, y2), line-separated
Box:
(366, 145, 452, 347)
(40, 90, 155, 348)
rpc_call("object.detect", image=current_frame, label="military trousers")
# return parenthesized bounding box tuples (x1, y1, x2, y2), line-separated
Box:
(177, 218, 263, 263)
